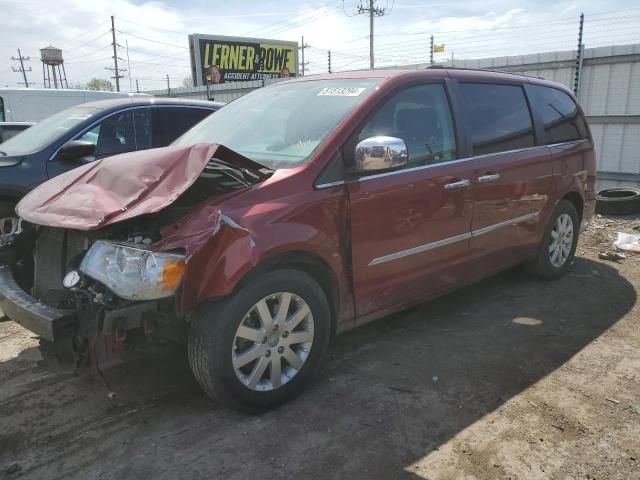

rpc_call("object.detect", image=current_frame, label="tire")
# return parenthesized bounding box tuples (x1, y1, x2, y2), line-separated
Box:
(595, 188, 640, 216)
(527, 200, 579, 280)
(188, 269, 331, 410)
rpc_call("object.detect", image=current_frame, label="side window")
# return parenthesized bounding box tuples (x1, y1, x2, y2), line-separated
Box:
(133, 109, 152, 150)
(0, 96, 5, 122)
(528, 85, 588, 144)
(459, 83, 535, 156)
(357, 84, 456, 167)
(79, 125, 100, 145)
(152, 107, 213, 147)
(77, 111, 137, 157)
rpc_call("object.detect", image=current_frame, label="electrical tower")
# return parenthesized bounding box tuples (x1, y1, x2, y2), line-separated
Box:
(356, 0, 390, 69)
(11, 49, 32, 87)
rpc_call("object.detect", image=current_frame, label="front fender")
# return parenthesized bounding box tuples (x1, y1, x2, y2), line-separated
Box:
(151, 197, 350, 316)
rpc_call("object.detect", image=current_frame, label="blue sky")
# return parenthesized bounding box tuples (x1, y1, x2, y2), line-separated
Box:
(2, 0, 640, 90)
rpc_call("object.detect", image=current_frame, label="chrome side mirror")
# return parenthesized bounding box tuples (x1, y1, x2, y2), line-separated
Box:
(354, 136, 408, 174)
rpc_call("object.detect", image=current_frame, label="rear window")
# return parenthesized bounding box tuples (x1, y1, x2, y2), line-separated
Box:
(528, 85, 588, 144)
(459, 83, 535, 156)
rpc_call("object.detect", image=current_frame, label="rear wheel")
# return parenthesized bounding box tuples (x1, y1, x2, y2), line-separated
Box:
(188, 269, 331, 409)
(527, 200, 579, 279)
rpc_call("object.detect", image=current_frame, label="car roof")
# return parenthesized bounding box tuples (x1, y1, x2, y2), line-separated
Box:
(76, 97, 224, 111)
(284, 68, 574, 94)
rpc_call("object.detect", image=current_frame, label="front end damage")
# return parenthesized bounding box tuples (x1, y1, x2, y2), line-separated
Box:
(0, 143, 269, 367)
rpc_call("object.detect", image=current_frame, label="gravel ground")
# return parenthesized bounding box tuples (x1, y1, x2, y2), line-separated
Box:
(1, 215, 639, 480)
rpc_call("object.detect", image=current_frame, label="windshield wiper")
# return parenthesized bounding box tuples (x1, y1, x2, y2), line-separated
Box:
(204, 160, 253, 186)
(207, 158, 268, 185)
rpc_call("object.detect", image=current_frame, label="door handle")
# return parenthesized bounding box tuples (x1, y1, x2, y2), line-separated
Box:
(477, 173, 500, 183)
(444, 179, 470, 190)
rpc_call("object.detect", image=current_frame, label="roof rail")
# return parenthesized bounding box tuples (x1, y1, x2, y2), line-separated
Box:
(424, 65, 545, 80)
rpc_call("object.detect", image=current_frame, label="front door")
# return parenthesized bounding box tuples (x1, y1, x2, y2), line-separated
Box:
(347, 83, 474, 322)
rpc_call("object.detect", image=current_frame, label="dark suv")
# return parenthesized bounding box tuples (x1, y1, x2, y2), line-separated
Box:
(0, 98, 222, 224)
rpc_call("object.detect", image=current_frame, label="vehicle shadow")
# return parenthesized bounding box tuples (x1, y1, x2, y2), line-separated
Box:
(0, 256, 635, 479)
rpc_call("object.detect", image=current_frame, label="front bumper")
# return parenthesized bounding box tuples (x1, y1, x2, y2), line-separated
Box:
(0, 264, 75, 342)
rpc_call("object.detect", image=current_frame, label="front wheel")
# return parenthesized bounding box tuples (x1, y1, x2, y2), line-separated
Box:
(188, 269, 331, 409)
(527, 200, 579, 279)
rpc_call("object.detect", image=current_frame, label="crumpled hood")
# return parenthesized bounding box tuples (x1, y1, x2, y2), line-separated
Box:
(16, 143, 264, 230)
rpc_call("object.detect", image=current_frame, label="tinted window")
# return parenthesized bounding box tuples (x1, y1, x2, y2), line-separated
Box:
(0, 97, 4, 122)
(358, 84, 456, 166)
(459, 83, 535, 156)
(78, 110, 151, 157)
(0, 125, 30, 143)
(528, 85, 588, 144)
(133, 109, 152, 149)
(153, 107, 213, 147)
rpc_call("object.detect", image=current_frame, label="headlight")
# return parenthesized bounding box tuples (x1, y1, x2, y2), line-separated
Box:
(79, 241, 186, 301)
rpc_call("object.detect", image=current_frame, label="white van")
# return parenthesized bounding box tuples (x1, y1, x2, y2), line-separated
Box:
(0, 88, 150, 123)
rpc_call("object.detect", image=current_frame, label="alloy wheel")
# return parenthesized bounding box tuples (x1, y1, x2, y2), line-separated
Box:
(232, 292, 314, 391)
(549, 213, 574, 268)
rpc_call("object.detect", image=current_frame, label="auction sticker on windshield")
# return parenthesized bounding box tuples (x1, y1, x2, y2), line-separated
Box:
(317, 87, 366, 96)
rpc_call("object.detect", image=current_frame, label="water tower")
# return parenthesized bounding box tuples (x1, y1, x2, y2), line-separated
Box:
(40, 46, 68, 89)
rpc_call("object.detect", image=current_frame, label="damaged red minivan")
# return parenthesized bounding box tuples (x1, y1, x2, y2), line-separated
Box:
(0, 69, 596, 408)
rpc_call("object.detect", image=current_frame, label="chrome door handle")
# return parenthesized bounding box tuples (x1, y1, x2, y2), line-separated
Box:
(444, 179, 470, 190)
(477, 173, 500, 183)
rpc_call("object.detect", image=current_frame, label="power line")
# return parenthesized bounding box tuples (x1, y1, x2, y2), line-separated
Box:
(116, 29, 189, 50)
(246, 0, 346, 37)
(64, 30, 112, 54)
(63, 20, 110, 46)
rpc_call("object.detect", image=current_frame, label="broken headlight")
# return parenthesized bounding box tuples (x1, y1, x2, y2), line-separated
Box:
(79, 241, 185, 301)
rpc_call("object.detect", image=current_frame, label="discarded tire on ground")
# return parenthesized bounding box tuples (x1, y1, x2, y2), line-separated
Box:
(595, 188, 640, 216)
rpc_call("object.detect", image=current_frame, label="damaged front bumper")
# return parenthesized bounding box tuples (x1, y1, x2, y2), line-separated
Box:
(0, 264, 75, 342)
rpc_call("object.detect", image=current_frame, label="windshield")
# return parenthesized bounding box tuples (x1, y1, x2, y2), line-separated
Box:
(174, 78, 380, 168)
(0, 106, 100, 156)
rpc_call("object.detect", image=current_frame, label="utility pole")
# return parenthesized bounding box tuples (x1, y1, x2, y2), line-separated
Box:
(110, 15, 121, 92)
(11, 49, 32, 87)
(166, 74, 171, 97)
(574, 13, 585, 96)
(430, 36, 434, 65)
(299, 35, 310, 76)
(328, 50, 332, 74)
(356, 0, 388, 69)
(126, 40, 132, 92)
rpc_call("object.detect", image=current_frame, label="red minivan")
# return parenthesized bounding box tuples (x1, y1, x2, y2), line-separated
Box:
(1, 69, 596, 408)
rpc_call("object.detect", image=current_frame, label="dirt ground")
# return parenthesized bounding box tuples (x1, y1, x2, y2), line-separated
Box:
(1, 215, 639, 480)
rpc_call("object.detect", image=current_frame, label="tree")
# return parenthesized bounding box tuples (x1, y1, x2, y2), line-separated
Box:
(86, 78, 115, 91)
(181, 76, 194, 88)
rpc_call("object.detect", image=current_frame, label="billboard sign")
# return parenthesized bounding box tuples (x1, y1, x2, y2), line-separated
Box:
(189, 34, 298, 86)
